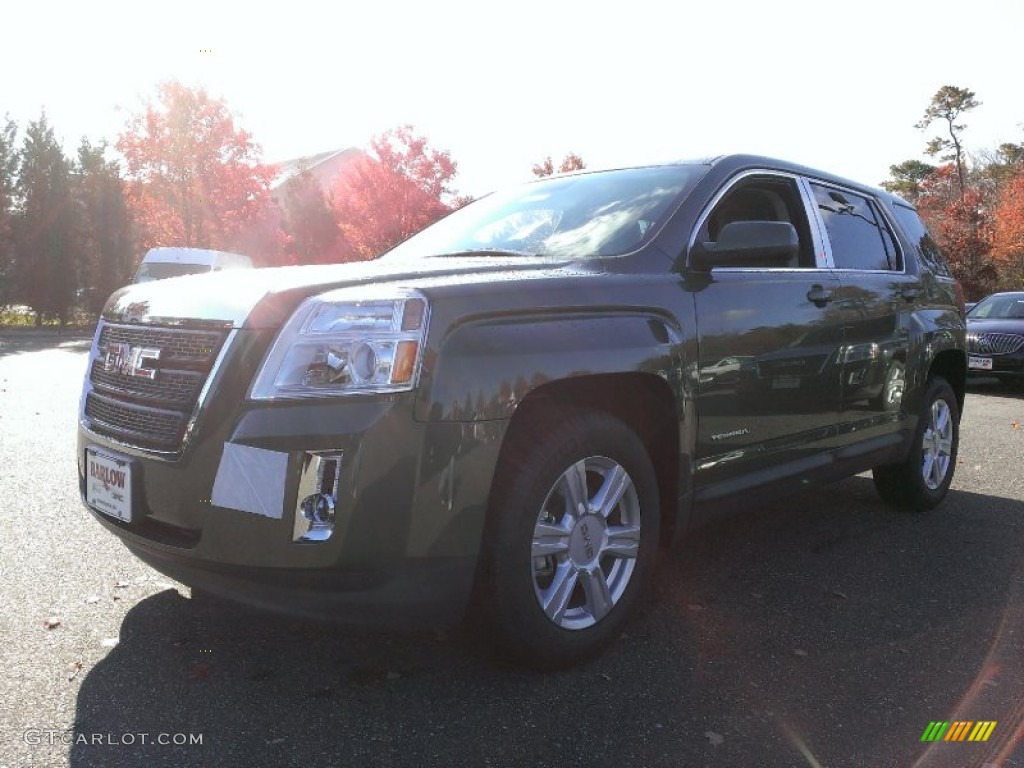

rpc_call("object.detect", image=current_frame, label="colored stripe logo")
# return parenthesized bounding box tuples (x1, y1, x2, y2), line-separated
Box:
(920, 721, 997, 742)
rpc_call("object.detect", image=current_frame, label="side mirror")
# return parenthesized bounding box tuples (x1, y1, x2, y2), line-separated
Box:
(690, 221, 799, 271)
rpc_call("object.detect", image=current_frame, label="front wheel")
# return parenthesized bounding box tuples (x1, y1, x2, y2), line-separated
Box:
(478, 411, 660, 669)
(873, 376, 960, 512)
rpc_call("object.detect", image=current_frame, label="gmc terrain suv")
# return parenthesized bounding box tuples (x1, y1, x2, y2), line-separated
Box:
(78, 155, 967, 668)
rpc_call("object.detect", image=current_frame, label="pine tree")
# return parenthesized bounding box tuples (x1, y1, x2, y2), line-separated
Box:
(13, 113, 76, 326)
(916, 85, 980, 199)
(75, 139, 137, 313)
(282, 169, 350, 264)
(0, 116, 17, 306)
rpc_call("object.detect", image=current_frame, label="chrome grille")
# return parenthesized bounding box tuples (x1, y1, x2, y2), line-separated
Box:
(85, 392, 187, 450)
(967, 332, 1024, 356)
(85, 323, 229, 451)
(99, 325, 224, 363)
(90, 364, 200, 405)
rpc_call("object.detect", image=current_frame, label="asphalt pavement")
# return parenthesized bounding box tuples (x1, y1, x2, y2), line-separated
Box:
(1, 330, 1022, 768)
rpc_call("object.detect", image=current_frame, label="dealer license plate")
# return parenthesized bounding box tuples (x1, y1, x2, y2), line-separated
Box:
(85, 448, 132, 523)
(968, 355, 993, 371)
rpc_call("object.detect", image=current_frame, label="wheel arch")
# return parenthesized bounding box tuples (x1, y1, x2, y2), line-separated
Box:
(928, 349, 967, 414)
(492, 372, 683, 546)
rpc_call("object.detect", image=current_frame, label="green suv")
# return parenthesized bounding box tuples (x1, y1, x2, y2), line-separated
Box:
(78, 155, 967, 668)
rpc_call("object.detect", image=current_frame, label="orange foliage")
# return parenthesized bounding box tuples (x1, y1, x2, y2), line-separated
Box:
(332, 125, 457, 259)
(992, 171, 1024, 265)
(917, 165, 997, 299)
(117, 82, 275, 257)
(532, 152, 586, 177)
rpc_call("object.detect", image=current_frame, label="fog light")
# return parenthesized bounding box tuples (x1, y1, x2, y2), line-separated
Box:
(293, 451, 343, 543)
(301, 493, 335, 525)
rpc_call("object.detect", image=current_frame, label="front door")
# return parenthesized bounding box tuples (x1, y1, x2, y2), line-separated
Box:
(689, 172, 845, 497)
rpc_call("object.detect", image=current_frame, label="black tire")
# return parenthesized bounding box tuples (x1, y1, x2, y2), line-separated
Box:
(872, 376, 959, 512)
(477, 410, 660, 670)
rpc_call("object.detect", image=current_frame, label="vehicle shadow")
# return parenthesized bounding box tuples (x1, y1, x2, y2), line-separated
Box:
(966, 375, 1023, 400)
(69, 477, 1024, 768)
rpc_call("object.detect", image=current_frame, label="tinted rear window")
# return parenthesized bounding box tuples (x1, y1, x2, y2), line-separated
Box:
(891, 203, 951, 277)
(811, 184, 895, 271)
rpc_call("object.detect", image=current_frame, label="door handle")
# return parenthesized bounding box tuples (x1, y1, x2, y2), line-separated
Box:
(900, 285, 920, 302)
(806, 285, 833, 307)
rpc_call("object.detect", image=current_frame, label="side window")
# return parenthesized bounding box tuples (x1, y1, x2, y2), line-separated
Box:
(891, 203, 951, 277)
(698, 175, 816, 268)
(811, 183, 897, 271)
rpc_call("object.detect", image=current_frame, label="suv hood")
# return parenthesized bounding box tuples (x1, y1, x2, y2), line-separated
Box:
(966, 318, 1024, 334)
(103, 256, 573, 328)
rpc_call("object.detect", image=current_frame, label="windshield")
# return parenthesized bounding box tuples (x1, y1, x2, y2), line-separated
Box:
(134, 262, 214, 283)
(383, 165, 705, 261)
(969, 293, 1024, 319)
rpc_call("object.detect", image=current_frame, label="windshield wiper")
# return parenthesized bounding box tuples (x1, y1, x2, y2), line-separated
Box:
(431, 248, 540, 258)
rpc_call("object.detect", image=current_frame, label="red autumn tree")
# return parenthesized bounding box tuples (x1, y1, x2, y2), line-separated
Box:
(992, 171, 1024, 261)
(332, 125, 458, 259)
(991, 170, 1024, 287)
(117, 82, 275, 259)
(917, 165, 997, 299)
(532, 152, 586, 177)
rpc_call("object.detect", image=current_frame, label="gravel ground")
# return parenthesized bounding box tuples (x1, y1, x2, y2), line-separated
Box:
(1, 331, 1022, 768)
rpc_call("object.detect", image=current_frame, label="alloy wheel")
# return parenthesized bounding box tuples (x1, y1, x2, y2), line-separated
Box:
(921, 399, 953, 490)
(530, 456, 642, 630)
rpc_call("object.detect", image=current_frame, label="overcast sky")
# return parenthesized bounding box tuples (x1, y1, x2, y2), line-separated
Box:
(3, 0, 1021, 197)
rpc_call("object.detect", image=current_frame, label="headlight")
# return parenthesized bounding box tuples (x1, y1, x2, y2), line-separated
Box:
(250, 288, 429, 399)
(843, 343, 881, 363)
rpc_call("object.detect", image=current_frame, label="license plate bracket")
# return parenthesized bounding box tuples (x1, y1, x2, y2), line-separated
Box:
(85, 447, 133, 523)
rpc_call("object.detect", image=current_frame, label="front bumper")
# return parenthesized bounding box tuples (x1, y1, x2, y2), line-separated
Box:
(78, 395, 507, 627)
(967, 351, 1024, 378)
(121, 539, 478, 627)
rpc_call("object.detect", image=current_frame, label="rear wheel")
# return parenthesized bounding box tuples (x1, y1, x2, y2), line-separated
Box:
(873, 376, 959, 512)
(478, 411, 659, 669)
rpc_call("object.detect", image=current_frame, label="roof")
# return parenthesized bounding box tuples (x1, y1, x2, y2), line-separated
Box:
(270, 148, 363, 192)
(607, 154, 896, 203)
(704, 154, 898, 204)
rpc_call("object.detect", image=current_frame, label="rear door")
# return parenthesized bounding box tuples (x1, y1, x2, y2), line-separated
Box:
(807, 181, 912, 448)
(689, 171, 845, 498)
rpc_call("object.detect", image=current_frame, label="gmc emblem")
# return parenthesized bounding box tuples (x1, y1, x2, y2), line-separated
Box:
(104, 343, 161, 380)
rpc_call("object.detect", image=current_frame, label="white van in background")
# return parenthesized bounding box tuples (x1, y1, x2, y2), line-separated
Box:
(133, 247, 254, 283)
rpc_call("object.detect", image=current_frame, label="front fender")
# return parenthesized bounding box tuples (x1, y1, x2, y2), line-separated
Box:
(416, 310, 682, 422)
(904, 306, 967, 415)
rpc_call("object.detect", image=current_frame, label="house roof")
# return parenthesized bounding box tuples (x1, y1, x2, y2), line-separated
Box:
(270, 147, 363, 192)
